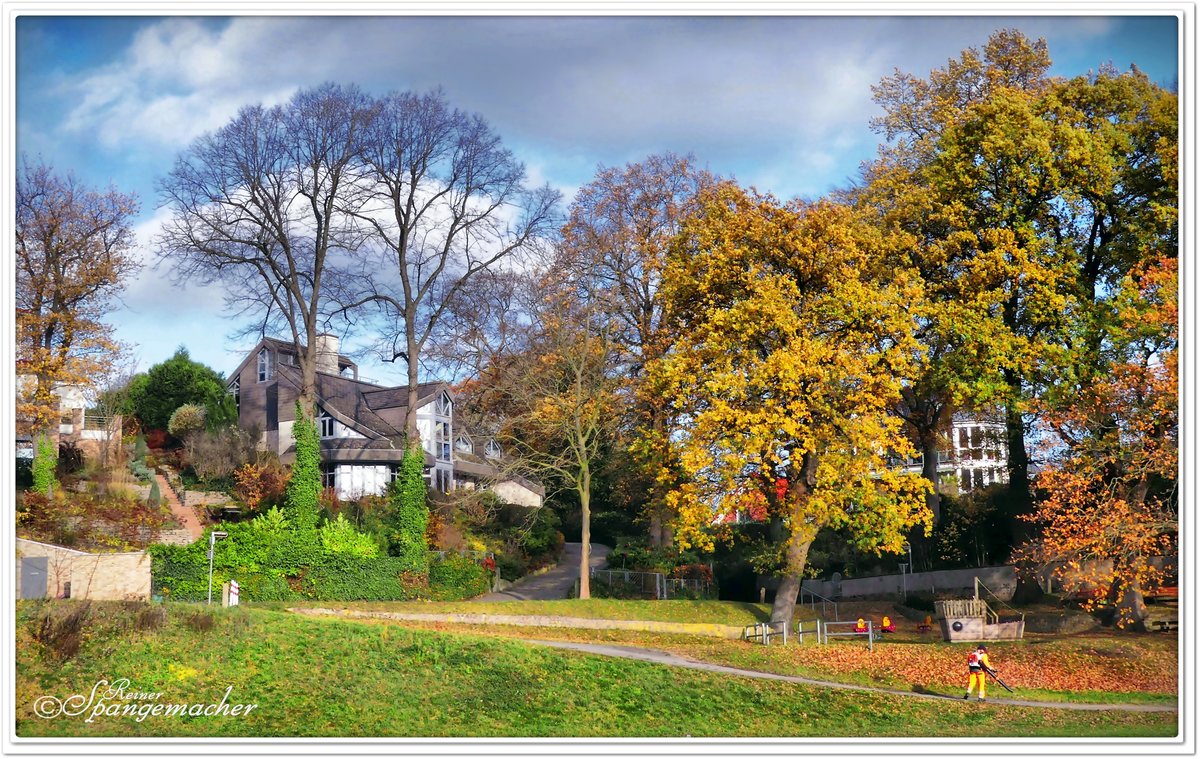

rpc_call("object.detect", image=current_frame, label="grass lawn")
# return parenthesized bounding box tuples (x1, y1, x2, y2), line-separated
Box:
(16, 601, 1175, 738)
(333, 614, 1177, 707)
(269, 597, 778, 626)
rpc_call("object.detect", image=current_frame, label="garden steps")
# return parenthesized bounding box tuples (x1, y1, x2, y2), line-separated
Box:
(154, 473, 205, 542)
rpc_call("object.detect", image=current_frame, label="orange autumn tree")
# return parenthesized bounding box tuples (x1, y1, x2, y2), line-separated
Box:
(16, 160, 139, 439)
(650, 184, 932, 625)
(1019, 256, 1177, 630)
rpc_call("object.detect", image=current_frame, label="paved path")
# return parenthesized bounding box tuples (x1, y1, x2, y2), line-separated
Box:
(290, 605, 1174, 714)
(519, 639, 1177, 713)
(475, 542, 610, 601)
(155, 473, 205, 542)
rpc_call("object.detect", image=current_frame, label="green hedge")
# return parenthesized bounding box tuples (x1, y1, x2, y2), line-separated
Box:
(150, 546, 490, 603)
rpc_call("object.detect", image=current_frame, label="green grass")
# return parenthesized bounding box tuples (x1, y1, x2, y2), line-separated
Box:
(269, 597, 776, 625)
(353, 618, 1177, 707)
(16, 601, 1176, 738)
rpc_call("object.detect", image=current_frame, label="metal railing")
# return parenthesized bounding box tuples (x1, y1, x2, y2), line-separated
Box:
(743, 621, 788, 645)
(821, 619, 877, 652)
(800, 587, 840, 621)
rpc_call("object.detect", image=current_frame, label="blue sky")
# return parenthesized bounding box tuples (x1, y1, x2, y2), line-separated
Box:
(13, 14, 1180, 387)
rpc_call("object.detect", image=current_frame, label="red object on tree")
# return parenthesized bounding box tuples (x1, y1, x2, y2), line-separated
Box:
(774, 477, 788, 501)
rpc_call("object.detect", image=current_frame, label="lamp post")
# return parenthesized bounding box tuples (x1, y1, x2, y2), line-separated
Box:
(207, 530, 228, 605)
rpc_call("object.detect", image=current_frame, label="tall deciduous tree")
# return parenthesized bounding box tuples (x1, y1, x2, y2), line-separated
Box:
(485, 286, 621, 599)
(558, 153, 716, 547)
(861, 30, 1176, 523)
(651, 184, 931, 625)
(156, 83, 376, 416)
(16, 159, 139, 437)
(1019, 256, 1177, 631)
(336, 88, 559, 443)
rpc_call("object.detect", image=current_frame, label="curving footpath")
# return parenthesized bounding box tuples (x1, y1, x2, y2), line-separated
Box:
(290, 607, 1175, 714)
(517, 638, 1177, 713)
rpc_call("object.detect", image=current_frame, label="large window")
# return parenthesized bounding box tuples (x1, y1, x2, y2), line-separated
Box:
(257, 348, 273, 382)
(321, 463, 336, 490)
(436, 421, 451, 461)
(228, 378, 240, 413)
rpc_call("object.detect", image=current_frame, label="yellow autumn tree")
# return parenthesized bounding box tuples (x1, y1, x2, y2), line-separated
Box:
(650, 184, 932, 624)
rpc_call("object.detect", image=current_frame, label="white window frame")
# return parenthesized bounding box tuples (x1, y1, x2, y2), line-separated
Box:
(257, 348, 273, 382)
(436, 391, 452, 416)
(229, 378, 240, 413)
(485, 440, 502, 459)
(318, 409, 335, 439)
(455, 434, 472, 453)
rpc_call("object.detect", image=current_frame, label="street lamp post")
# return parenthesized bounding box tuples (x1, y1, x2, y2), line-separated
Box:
(207, 531, 229, 605)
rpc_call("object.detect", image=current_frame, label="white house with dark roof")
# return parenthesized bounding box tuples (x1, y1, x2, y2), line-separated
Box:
(227, 334, 541, 505)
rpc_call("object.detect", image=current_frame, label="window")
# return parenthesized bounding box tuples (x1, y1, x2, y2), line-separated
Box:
(318, 409, 335, 439)
(321, 463, 336, 490)
(455, 435, 472, 453)
(436, 391, 452, 416)
(229, 378, 240, 413)
(959, 468, 971, 493)
(441, 442, 451, 461)
(257, 349, 273, 382)
(485, 440, 502, 459)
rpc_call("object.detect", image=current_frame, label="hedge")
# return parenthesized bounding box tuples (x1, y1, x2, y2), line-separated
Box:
(150, 545, 491, 603)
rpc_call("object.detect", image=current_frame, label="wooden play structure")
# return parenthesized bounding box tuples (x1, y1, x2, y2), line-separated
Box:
(934, 578, 1025, 641)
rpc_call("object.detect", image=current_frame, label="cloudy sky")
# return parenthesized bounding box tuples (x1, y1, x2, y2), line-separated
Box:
(14, 13, 1179, 386)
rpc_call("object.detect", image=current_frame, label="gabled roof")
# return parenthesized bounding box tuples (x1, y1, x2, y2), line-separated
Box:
(225, 336, 358, 386)
(275, 364, 401, 440)
(362, 382, 449, 411)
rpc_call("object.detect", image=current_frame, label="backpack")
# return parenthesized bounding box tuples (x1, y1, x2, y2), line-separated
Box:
(967, 651, 981, 669)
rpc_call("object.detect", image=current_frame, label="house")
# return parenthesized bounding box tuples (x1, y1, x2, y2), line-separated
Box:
(892, 413, 1009, 495)
(450, 430, 545, 508)
(228, 335, 543, 506)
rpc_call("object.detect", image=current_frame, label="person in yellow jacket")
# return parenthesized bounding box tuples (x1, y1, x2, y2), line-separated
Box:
(965, 644, 994, 701)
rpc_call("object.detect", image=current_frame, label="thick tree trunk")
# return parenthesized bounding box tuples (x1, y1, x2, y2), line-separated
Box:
(649, 513, 662, 548)
(770, 529, 816, 626)
(1003, 371, 1031, 512)
(1109, 572, 1150, 632)
(406, 350, 421, 442)
(920, 431, 942, 524)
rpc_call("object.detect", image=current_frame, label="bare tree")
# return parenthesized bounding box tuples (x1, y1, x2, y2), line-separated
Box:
(16, 160, 139, 451)
(335, 89, 559, 441)
(557, 153, 716, 546)
(155, 83, 376, 413)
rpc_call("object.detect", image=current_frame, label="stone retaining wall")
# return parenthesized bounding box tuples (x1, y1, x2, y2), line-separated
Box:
(16, 538, 151, 601)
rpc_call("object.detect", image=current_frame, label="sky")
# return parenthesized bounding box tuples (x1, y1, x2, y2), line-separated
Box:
(12, 13, 1180, 388)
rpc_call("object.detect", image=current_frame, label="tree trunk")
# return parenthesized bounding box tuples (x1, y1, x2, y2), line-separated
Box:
(1109, 571, 1150, 632)
(405, 347, 421, 442)
(1003, 371, 1031, 513)
(579, 484, 591, 599)
(920, 431, 942, 524)
(649, 512, 662, 548)
(769, 529, 816, 626)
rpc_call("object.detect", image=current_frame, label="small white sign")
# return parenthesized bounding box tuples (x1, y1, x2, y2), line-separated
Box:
(228, 580, 240, 607)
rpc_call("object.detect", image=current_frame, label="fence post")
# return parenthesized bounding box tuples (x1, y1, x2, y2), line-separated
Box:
(867, 621, 874, 653)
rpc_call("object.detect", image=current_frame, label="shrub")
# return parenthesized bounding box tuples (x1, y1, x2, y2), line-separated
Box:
(388, 445, 428, 569)
(185, 425, 261, 483)
(283, 403, 321, 530)
(31, 435, 58, 496)
(427, 553, 492, 599)
(33, 602, 92, 661)
(132, 434, 148, 463)
(56, 440, 85, 477)
(129, 459, 154, 482)
(233, 462, 290, 514)
(318, 513, 381, 558)
(135, 604, 168, 632)
(167, 403, 207, 439)
(125, 347, 230, 432)
(148, 479, 162, 507)
(184, 611, 216, 632)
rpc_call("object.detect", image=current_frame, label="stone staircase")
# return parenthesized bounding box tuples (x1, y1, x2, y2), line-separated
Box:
(154, 472, 205, 543)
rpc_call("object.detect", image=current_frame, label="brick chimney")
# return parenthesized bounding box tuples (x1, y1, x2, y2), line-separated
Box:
(313, 333, 340, 375)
